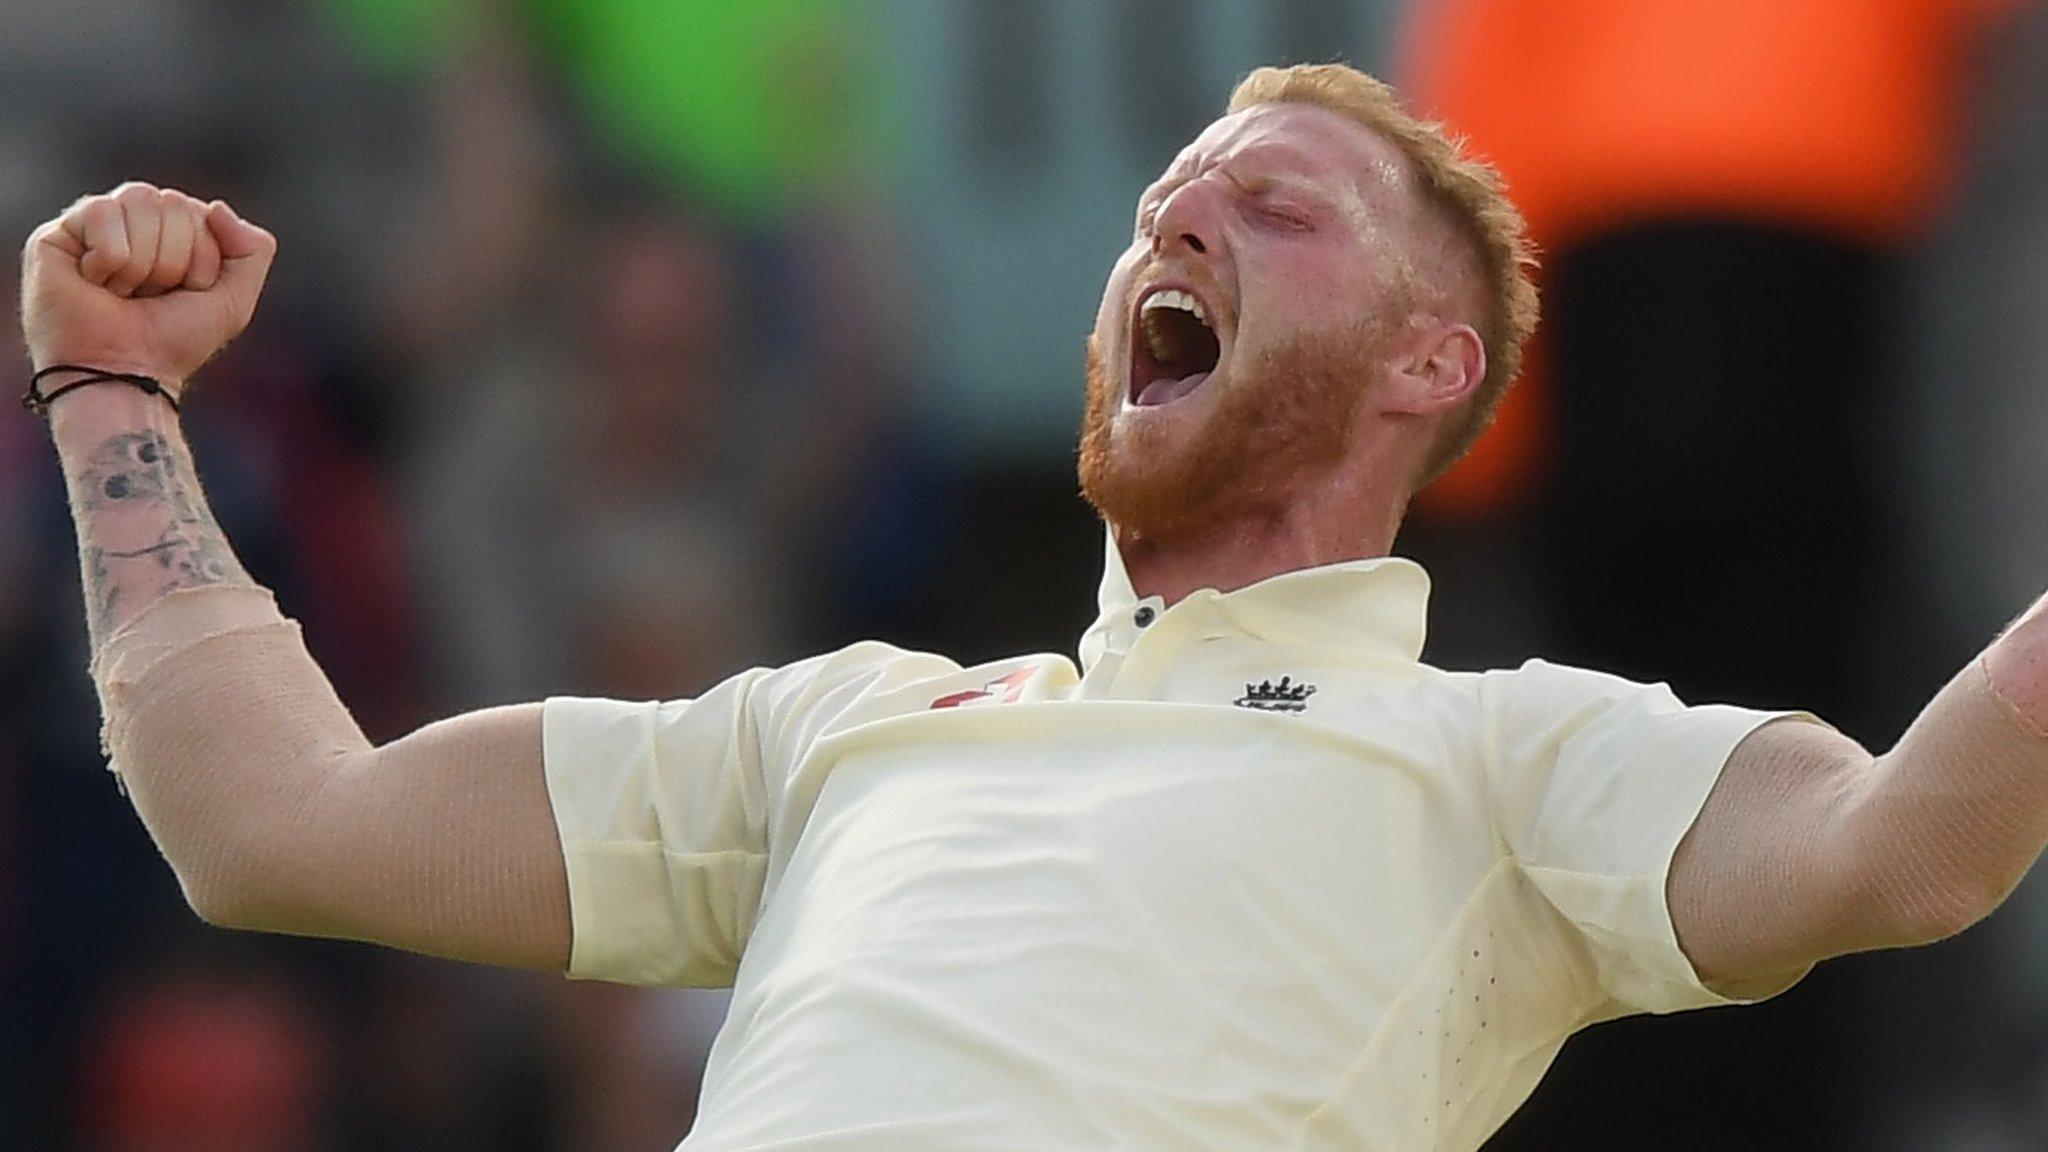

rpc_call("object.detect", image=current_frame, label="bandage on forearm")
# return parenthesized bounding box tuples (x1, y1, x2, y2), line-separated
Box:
(92, 583, 301, 764)
(94, 585, 568, 970)
(1852, 657, 2048, 941)
(1678, 656, 2048, 984)
(1986, 590, 2048, 734)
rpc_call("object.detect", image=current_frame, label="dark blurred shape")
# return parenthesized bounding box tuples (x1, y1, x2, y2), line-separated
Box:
(1912, 0, 2048, 666)
(965, 0, 1055, 172)
(1880, 9, 2048, 1146)
(76, 962, 331, 1152)
(1400, 2, 2019, 1150)
(1272, 0, 1363, 67)
(537, 982, 717, 1152)
(1115, 0, 1213, 161)
(408, 201, 787, 704)
(1543, 223, 1891, 724)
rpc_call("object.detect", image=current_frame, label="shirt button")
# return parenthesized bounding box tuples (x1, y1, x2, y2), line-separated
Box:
(1133, 606, 1156, 627)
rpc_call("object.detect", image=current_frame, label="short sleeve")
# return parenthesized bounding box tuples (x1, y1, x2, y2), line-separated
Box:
(542, 642, 951, 987)
(1483, 659, 1800, 1015)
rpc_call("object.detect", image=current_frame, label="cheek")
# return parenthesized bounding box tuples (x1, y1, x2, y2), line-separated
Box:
(1093, 246, 1145, 341)
(1237, 258, 1342, 344)
(1241, 248, 1394, 345)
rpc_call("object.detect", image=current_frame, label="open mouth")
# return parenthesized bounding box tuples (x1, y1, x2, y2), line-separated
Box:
(1130, 286, 1223, 407)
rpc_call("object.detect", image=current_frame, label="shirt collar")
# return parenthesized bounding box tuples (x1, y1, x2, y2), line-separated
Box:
(1078, 530, 1432, 672)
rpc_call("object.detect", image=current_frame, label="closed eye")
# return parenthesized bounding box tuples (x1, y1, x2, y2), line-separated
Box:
(1253, 203, 1314, 232)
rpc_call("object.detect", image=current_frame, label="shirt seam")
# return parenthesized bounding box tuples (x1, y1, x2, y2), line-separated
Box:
(561, 841, 765, 859)
(1478, 672, 1513, 862)
(1290, 856, 1532, 1148)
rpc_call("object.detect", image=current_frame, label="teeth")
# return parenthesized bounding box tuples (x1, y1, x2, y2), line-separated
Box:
(1141, 288, 1210, 328)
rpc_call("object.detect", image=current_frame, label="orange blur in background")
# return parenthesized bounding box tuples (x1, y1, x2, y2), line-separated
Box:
(1405, 0, 2016, 518)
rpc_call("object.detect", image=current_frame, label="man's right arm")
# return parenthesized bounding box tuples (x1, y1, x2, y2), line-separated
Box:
(103, 599, 571, 970)
(26, 185, 570, 971)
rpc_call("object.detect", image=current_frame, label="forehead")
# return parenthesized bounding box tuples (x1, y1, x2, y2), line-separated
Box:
(1162, 102, 1409, 194)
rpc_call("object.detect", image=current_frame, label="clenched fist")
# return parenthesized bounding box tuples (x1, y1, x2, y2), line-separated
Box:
(20, 183, 277, 393)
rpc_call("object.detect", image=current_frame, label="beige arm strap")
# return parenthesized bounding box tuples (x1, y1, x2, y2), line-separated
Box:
(1673, 657, 2048, 988)
(97, 584, 570, 971)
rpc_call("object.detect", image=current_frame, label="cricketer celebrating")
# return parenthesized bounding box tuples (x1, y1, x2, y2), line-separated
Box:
(22, 64, 2048, 1152)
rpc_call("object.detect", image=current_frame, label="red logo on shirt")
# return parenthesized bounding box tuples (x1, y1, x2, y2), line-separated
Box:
(930, 666, 1035, 709)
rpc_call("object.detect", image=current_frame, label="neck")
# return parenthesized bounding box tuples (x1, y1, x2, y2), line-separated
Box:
(1116, 453, 1412, 604)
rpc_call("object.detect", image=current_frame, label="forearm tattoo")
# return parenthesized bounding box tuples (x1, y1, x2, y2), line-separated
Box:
(63, 427, 249, 648)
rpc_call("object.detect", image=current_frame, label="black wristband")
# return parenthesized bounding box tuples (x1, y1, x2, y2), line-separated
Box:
(22, 364, 179, 417)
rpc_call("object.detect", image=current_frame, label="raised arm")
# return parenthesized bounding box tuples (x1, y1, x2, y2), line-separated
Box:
(1670, 594, 2048, 988)
(23, 184, 569, 970)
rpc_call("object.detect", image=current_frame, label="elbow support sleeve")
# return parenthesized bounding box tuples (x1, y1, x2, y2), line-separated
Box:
(92, 584, 370, 920)
(90, 584, 569, 967)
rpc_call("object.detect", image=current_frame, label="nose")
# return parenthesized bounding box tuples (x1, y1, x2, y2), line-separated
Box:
(1149, 178, 1219, 259)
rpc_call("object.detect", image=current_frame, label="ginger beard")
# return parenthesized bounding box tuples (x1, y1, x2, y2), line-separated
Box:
(1077, 307, 1398, 544)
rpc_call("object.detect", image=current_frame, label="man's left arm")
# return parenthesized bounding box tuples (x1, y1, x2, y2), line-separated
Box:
(1671, 593, 2048, 987)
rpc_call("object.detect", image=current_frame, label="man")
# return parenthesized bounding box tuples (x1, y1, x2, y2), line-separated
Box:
(21, 64, 2048, 1151)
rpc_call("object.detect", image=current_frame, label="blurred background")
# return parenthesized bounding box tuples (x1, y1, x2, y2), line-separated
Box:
(1, 0, 2045, 1149)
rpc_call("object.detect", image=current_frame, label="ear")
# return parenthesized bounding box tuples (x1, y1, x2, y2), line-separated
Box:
(1381, 322, 1485, 417)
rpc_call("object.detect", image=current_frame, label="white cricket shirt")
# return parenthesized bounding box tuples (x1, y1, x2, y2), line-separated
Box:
(542, 538, 1804, 1151)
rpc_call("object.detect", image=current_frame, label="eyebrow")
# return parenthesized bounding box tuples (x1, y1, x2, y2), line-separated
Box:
(1219, 162, 1342, 217)
(1140, 154, 1201, 200)
(1228, 138, 1327, 169)
(1230, 167, 1327, 199)
(1135, 142, 1344, 222)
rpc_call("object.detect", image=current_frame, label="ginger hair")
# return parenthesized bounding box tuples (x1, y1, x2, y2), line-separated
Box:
(1228, 64, 1539, 487)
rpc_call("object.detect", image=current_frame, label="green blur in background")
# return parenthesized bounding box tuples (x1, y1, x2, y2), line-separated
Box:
(330, 0, 893, 220)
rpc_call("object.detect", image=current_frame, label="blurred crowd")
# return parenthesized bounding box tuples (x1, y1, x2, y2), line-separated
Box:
(0, 2, 2045, 1150)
